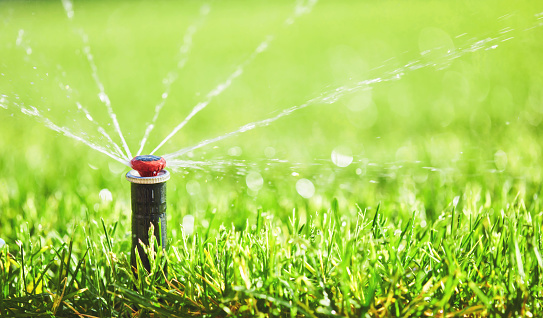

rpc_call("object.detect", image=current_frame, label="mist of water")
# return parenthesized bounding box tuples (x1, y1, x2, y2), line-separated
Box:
(12, 28, 129, 160)
(3, 96, 129, 166)
(136, 3, 211, 156)
(2, 2, 542, 175)
(150, 0, 320, 155)
(161, 11, 543, 161)
(61, 0, 132, 159)
(76, 102, 127, 159)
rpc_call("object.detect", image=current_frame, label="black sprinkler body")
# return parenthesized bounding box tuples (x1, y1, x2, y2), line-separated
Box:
(126, 167, 169, 275)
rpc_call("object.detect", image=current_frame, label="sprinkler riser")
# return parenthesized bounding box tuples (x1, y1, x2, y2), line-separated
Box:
(130, 182, 167, 273)
(126, 169, 170, 275)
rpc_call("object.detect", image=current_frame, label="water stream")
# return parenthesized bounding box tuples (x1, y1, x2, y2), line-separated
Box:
(62, 0, 133, 159)
(149, 0, 319, 155)
(136, 3, 211, 156)
(162, 11, 543, 162)
(1, 1, 542, 176)
(3, 97, 128, 165)
(10, 25, 129, 162)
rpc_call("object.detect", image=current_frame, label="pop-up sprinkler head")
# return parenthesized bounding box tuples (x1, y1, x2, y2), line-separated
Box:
(126, 155, 169, 276)
(130, 155, 167, 177)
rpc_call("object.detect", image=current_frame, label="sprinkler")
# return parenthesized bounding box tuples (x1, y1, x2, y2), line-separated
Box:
(126, 155, 169, 274)
(130, 155, 166, 177)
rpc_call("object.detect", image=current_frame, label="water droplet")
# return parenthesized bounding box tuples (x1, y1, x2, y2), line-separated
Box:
(62, 0, 74, 19)
(16, 29, 24, 46)
(228, 146, 242, 157)
(21, 106, 39, 116)
(246, 171, 264, 191)
(453, 196, 460, 208)
(98, 92, 110, 105)
(347, 90, 372, 112)
(331, 146, 353, 167)
(99, 189, 112, 202)
(256, 39, 270, 53)
(494, 150, 507, 172)
(296, 179, 315, 199)
(186, 180, 200, 195)
(182, 215, 195, 236)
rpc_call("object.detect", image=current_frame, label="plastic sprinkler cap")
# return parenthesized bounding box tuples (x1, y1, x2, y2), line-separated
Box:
(130, 155, 166, 177)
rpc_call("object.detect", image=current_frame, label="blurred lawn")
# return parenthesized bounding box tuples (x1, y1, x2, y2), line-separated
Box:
(0, 0, 542, 239)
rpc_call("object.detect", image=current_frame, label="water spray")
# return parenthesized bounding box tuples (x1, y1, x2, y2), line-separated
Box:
(126, 155, 169, 274)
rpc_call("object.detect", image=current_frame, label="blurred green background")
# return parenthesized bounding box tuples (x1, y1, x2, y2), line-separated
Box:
(1, 0, 543, 240)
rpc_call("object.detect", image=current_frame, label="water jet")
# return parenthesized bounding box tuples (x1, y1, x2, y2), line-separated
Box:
(126, 155, 169, 274)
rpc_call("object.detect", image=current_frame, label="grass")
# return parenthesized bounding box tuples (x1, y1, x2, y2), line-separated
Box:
(1, 0, 543, 316)
(3, 185, 543, 317)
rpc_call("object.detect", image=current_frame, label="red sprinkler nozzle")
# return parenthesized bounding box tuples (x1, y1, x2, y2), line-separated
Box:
(130, 155, 166, 177)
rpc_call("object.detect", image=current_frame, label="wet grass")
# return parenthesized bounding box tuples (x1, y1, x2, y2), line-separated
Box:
(3, 176, 543, 317)
(2, 0, 543, 317)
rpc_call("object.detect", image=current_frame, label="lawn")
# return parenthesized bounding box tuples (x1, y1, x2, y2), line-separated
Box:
(1, 0, 543, 316)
